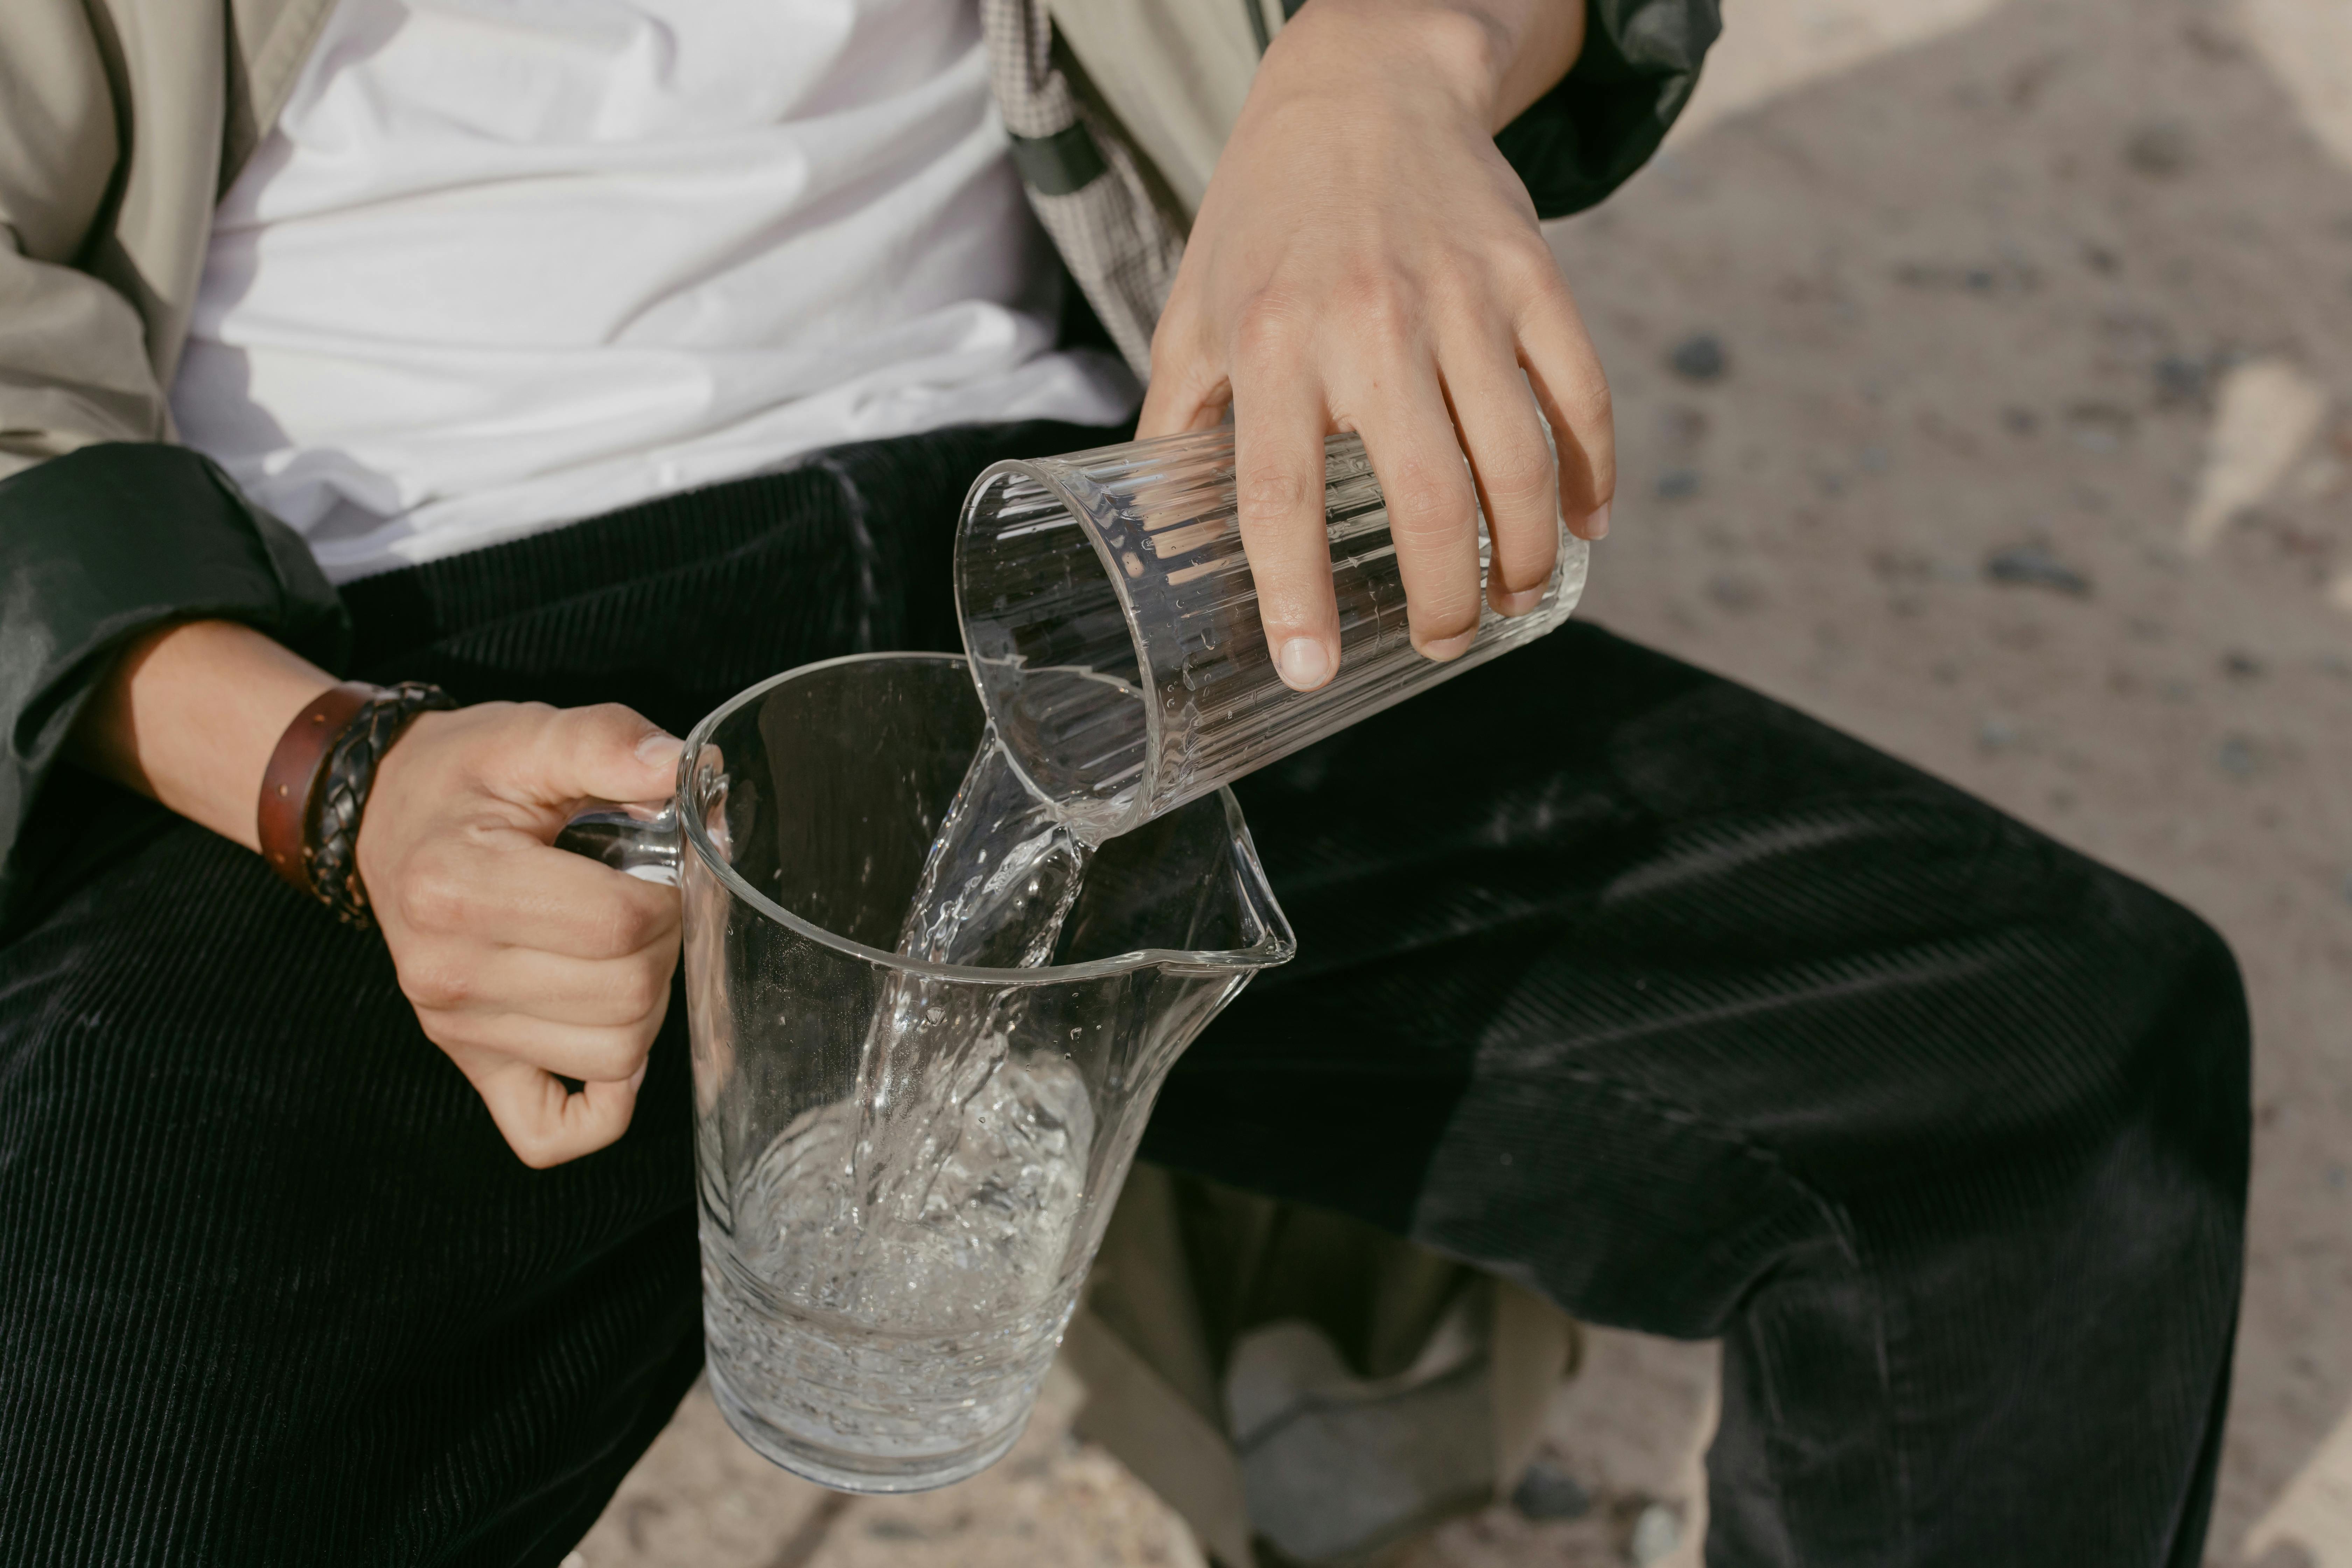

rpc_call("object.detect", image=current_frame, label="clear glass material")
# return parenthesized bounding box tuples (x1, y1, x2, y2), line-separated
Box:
(956, 427, 1589, 841)
(597, 653, 1294, 1494)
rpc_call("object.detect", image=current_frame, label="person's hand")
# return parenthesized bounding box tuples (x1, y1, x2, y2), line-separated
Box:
(1139, 0, 1612, 690)
(357, 702, 684, 1167)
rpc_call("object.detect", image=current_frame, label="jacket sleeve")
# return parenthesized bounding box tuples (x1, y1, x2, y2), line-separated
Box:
(1494, 0, 1722, 220)
(0, 448, 349, 937)
(0, 4, 349, 936)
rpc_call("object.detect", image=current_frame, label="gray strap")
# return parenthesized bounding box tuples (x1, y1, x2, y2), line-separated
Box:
(978, 0, 1186, 376)
(1009, 123, 1109, 196)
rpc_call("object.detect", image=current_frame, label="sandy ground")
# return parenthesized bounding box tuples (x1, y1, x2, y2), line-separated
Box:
(571, 0, 2352, 1562)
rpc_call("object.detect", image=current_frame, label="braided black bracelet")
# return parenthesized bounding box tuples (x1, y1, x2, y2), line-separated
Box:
(307, 681, 460, 927)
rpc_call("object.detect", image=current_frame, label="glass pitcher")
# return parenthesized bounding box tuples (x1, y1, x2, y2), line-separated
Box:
(564, 652, 1293, 1492)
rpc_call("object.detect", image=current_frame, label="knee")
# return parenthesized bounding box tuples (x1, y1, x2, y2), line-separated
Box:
(1835, 834, 2250, 1211)
(2089, 869, 2249, 1175)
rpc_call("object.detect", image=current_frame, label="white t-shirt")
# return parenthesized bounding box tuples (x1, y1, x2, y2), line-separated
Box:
(170, 0, 1138, 583)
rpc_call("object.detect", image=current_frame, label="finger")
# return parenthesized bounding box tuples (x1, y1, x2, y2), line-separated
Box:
(1516, 275, 1615, 541)
(395, 833, 680, 958)
(397, 929, 680, 1028)
(506, 702, 683, 814)
(1229, 307, 1342, 691)
(1441, 339, 1560, 617)
(1138, 373, 1233, 441)
(1346, 355, 1485, 659)
(421, 987, 670, 1085)
(1139, 301, 1231, 440)
(453, 1045, 648, 1169)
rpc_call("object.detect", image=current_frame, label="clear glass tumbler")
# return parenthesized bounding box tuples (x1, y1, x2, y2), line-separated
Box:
(956, 427, 1589, 842)
(566, 653, 1294, 1492)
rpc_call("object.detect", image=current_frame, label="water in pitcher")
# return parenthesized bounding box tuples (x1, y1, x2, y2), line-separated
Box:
(706, 728, 1100, 1475)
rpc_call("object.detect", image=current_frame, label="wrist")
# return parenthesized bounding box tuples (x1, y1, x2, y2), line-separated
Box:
(1264, 0, 1580, 133)
(258, 681, 458, 925)
(1268, 1, 1505, 123)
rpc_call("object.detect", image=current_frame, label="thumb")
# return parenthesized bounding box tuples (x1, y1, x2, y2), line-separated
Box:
(520, 702, 682, 810)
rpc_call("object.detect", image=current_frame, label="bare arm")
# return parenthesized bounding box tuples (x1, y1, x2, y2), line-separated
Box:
(65, 619, 682, 1168)
(65, 620, 342, 850)
(1141, 0, 1611, 686)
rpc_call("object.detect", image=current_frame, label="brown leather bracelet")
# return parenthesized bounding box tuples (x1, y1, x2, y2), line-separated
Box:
(259, 681, 383, 899)
(307, 682, 458, 925)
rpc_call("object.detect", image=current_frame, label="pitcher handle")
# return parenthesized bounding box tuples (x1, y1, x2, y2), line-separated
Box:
(555, 799, 682, 886)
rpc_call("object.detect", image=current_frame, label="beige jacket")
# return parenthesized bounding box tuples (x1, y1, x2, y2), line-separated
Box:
(0, 0, 335, 477)
(0, 0, 1712, 476)
(0, 0, 1299, 478)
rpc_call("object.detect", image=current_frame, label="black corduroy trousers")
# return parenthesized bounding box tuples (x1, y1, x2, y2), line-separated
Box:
(0, 421, 2248, 1567)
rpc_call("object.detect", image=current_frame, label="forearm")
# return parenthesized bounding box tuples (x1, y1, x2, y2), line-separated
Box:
(62, 620, 335, 853)
(1268, 0, 1586, 133)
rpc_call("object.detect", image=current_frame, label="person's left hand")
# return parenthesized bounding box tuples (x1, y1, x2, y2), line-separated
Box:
(1138, 0, 1614, 692)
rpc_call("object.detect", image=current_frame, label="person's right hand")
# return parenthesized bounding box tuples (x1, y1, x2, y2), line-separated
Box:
(356, 701, 684, 1168)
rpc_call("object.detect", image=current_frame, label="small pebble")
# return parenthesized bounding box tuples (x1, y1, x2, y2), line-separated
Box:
(1510, 1460, 1593, 1521)
(1657, 467, 1702, 499)
(1669, 333, 1728, 383)
(1628, 1501, 1684, 1565)
(2217, 737, 2258, 777)
(1708, 573, 1764, 611)
(1979, 718, 2019, 752)
(2221, 650, 2264, 680)
(2155, 355, 2209, 406)
(1984, 543, 2092, 596)
(2125, 120, 2193, 178)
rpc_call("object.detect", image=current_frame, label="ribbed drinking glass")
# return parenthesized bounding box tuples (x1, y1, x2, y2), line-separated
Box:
(955, 426, 1588, 842)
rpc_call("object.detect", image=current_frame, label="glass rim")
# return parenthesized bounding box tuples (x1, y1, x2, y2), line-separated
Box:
(676, 650, 1295, 985)
(956, 451, 1170, 842)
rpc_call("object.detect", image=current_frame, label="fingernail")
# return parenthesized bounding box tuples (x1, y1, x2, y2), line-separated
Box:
(1582, 503, 1611, 540)
(1419, 629, 1477, 662)
(626, 1062, 648, 1092)
(1496, 586, 1545, 616)
(636, 732, 683, 770)
(1276, 637, 1334, 691)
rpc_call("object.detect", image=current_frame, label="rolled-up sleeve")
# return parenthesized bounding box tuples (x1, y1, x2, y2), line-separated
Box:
(1494, 0, 1722, 219)
(0, 447, 349, 937)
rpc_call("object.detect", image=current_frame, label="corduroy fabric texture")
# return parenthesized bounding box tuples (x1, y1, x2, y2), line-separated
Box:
(0, 420, 2247, 1566)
